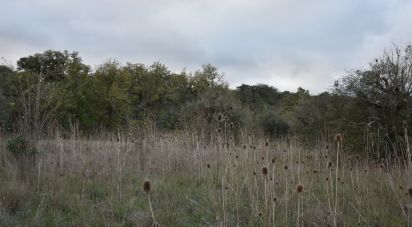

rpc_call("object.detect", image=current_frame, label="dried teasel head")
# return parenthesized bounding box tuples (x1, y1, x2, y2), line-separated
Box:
(262, 167, 268, 176)
(143, 180, 151, 193)
(296, 184, 304, 193)
(217, 113, 224, 122)
(334, 133, 343, 143)
(408, 188, 412, 198)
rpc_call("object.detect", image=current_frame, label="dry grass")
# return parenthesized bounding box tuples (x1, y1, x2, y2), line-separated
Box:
(1, 130, 412, 226)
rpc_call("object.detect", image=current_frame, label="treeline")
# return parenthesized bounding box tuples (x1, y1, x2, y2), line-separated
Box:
(1, 45, 412, 158)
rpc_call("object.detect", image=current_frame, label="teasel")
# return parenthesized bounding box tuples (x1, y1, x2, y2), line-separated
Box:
(143, 180, 151, 193)
(296, 184, 304, 193)
(334, 133, 343, 142)
(262, 167, 269, 176)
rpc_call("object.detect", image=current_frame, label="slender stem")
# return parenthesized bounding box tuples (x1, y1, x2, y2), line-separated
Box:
(334, 142, 340, 227)
(148, 194, 156, 223)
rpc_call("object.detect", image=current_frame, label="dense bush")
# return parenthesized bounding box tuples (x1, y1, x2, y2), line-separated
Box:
(6, 135, 37, 158)
(1, 45, 411, 158)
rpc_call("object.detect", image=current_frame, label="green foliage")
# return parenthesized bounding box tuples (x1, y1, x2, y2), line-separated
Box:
(6, 135, 37, 158)
(2, 46, 412, 159)
(260, 112, 289, 137)
(334, 45, 412, 157)
(17, 50, 88, 82)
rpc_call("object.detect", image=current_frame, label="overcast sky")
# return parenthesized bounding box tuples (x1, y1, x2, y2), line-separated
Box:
(1, 0, 412, 93)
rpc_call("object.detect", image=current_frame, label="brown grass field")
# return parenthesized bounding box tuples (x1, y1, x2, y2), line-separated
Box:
(1, 129, 412, 226)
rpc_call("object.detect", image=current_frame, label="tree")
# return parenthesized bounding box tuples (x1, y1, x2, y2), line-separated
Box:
(17, 50, 88, 82)
(334, 45, 412, 158)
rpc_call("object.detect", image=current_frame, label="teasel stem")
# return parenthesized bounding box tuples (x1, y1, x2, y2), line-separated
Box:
(334, 139, 340, 227)
(148, 193, 156, 223)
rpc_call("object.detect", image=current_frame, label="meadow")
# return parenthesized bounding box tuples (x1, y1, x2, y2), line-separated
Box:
(1, 128, 411, 227)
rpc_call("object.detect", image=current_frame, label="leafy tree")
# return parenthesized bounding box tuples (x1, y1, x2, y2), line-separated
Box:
(17, 50, 87, 82)
(334, 45, 412, 157)
(93, 61, 131, 129)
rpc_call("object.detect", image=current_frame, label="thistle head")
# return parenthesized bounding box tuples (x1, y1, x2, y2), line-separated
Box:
(296, 184, 304, 193)
(262, 167, 268, 176)
(143, 180, 151, 193)
(334, 133, 343, 143)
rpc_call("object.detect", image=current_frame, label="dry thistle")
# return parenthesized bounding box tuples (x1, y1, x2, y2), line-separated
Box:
(217, 113, 224, 122)
(408, 188, 412, 198)
(296, 184, 304, 193)
(143, 180, 151, 193)
(151, 222, 160, 227)
(262, 167, 269, 176)
(206, 163, 211, 169)
(334, 133, 343, 143)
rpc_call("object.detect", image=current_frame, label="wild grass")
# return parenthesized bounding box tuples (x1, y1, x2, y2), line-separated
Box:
(0, 130, 412, 226)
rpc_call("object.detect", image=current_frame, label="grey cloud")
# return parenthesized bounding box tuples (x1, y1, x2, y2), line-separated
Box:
(1, 0, 411, 93)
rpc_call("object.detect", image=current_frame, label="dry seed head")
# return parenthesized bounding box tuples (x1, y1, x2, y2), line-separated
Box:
(296, 184, 304, 193)
(408, 188, 412, 198)
(217, 113, 224, 122)
(143, 180, 151, 193)
(334, 133, 343, 142)
(151, 222, 160, 227)
(262, 167, 269, 176)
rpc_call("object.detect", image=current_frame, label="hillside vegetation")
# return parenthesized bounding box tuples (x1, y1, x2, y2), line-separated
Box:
(1, 45, 412, 226)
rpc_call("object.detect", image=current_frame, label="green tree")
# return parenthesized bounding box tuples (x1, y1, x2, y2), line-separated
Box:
(334, 45, 412, 158)
(17, 50, 86, 82)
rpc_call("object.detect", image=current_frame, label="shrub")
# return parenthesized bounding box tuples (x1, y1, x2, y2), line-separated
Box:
(6, 135, 37, 158)
(260, 113, 289, 137)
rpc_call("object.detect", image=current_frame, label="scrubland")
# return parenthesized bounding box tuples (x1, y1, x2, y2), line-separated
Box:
(1, 129, 412, 227)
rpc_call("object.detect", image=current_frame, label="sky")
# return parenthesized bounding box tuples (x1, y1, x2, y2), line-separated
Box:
(1, 0, 412, 94)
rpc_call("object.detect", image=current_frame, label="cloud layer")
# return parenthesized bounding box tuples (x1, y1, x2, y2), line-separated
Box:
(1, 0, 412, 93)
